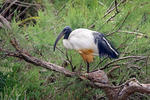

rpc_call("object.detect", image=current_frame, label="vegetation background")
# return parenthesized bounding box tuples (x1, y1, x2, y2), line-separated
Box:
(0, 0, 150, 99)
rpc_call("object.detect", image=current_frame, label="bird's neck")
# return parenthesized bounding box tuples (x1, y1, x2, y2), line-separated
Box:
(64, 32, 71, 39)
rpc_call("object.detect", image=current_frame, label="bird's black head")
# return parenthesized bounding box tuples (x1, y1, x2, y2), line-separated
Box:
(62, 26, 72, 39)
(53, 26, 72, 51)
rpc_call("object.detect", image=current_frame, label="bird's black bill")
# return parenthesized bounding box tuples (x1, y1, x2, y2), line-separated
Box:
(53, 31, 65, 51)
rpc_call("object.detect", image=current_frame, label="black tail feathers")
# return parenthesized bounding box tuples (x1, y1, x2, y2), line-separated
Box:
(94, 33, 119, 59)
(108, 48, 119, 59)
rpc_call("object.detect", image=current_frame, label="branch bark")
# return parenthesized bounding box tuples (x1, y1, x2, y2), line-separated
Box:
(0, 14, 11, 29)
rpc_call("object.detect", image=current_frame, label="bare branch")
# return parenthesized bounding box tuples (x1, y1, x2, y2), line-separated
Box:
(106, 11, 130, 36)
(118, 78, 150, 100)
(103, 0, 125, 18)
(118, 30, 148, 38)
(114, 0, 119, 13)
(9, 38, 75, 76)
(105, 11, 119, 23)
(107, 65, 120, 77)
(106, 1, 115, 12)
(0, 14, 11, 29)
(1, 0, 17, 16)
(105, 0, 120, 23)
(100, 56, 147, 70)
(65, 49, 76, 72)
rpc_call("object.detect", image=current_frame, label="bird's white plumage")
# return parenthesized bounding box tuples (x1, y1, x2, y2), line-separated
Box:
(63, 28, 99, 55)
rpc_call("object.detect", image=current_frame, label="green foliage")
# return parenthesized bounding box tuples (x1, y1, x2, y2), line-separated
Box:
(0, 0, 150, 99)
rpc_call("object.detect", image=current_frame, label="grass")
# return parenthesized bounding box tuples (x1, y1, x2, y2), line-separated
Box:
(0, 0, 150, 99)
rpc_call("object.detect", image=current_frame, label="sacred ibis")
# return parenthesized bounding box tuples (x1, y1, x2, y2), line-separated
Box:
(53, 26, 119, 73)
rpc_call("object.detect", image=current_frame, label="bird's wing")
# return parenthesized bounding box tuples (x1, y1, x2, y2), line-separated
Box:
(93, 32, 119, 58)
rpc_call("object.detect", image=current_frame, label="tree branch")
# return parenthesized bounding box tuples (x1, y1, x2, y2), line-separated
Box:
(0, 14, 11, 29)
(8, 38, 75, 77)
(100, 56, 147, 70)
(118, 78, 150, 100)
(118, 30, 148, 38)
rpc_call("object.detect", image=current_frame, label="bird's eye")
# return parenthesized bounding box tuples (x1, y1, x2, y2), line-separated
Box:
(64, 29, 67, 32)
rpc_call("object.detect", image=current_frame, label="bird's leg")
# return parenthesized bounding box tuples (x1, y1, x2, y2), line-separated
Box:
(86, 62, 90, 73)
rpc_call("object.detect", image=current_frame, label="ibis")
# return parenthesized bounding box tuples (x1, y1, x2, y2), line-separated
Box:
(53, 26, 119, 73)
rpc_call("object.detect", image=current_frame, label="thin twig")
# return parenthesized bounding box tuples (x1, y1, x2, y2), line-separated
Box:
(1, 0, 17, 16)
(16, 7, 29, 20)
(103, 0, 125, 18)
(118, 30, 148, 38)
(106, 1, 115, 12)
(107, 65, 120, 77)
(106, 11, 131, 36)
(105, 11, 119, 23)
(65, 49, 75, 72)
(114, 0, 119, 13)
(104, 0, 120, 23)
(145, 55, 149, 75)
(55, 4, 66, 15)
(100, 56, 147, 70)
(91, 56, 108, 71)
(15, 1, 39, 6)
(7, 5, 21, 20)
(55, 47, 65, 55)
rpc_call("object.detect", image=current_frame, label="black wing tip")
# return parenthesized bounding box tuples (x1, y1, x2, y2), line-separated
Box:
(110, 53, 119, 59)
(100, 50, 119, 59)
(109, 49, 119, 59)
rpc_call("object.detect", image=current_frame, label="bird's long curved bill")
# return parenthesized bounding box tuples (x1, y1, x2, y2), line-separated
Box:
(53, 32, 65, 51)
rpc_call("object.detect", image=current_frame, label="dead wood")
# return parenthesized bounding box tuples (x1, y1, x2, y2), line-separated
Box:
(0, 14, 11, 29)
(0, 0, 40, 22)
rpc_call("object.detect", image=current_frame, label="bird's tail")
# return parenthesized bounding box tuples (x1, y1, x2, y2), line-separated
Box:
(102, 38, 119, 59)
(100, 45, 119, 59)
(97, 36, 119, 59)
(108, 47, 119, 59)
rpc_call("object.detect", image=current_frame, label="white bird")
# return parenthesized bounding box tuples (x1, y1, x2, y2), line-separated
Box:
(54, 26, 119, 73)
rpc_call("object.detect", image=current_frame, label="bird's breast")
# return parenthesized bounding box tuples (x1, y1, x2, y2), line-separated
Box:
(63, 39, 73, 49)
